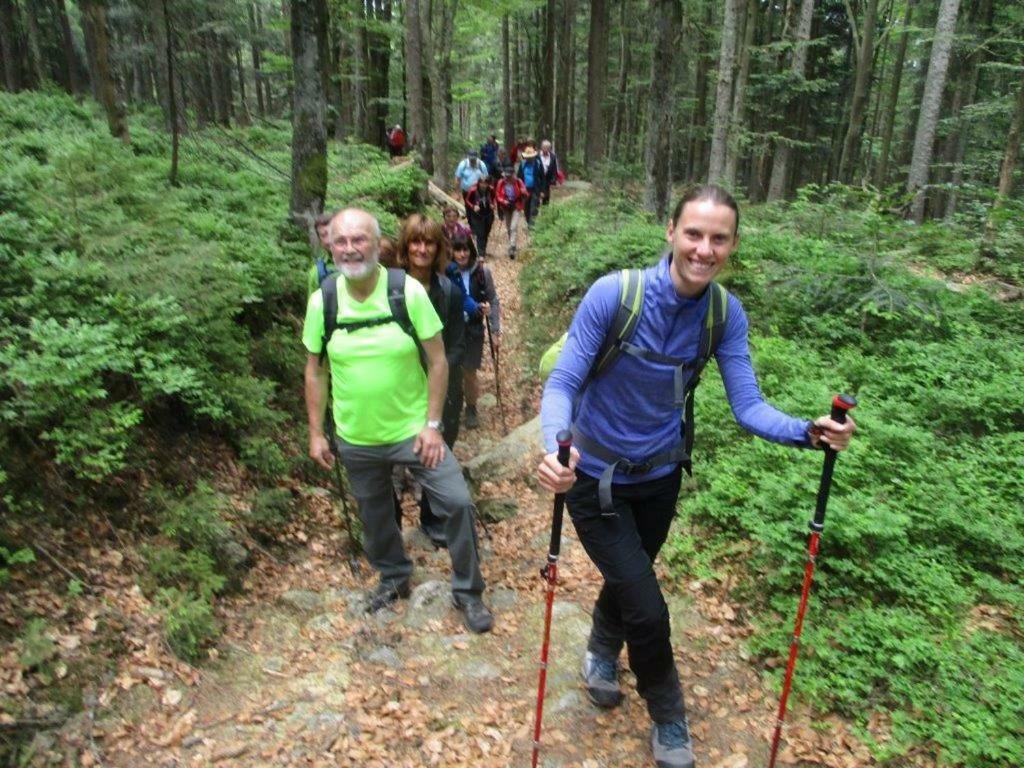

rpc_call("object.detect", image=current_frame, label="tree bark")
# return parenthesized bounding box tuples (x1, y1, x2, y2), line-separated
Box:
(0, 0, 21, 91)
(609, 0, 629, 157)
(643, 0, 681, 219)
(405, 0, 428, 161)
(724, 0, 757, 188)
(906, 0, 960, 222)
(53, 0, 80, 93)
(425, 0, 457, 186)
(289, 0, 328, 218)
(502, 14, 512, 147)
(555, 0, 574, 153)
(22, 0, 44, 88)
(838, 0, 879, 182)
(995, 74, 1024, 200)
(367, 1, 392, 147)
(707, 0, 739, 184)
(873, 0, 914, 187)
(80, 0, 129, 143)
(584, 0, 609, 167)
(687, 3, 713, 181)
(539, 0, 556, 139)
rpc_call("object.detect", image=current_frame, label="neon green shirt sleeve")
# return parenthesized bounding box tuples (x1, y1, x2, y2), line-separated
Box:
(302, 289, 325, 355)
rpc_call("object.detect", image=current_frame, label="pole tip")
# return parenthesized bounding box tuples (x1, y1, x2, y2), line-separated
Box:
(555, 429, 573, 447)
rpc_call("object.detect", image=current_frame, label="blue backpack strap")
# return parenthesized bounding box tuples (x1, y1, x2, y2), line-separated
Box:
(316, 257, 330, 286)
(680, 281, 729, 474)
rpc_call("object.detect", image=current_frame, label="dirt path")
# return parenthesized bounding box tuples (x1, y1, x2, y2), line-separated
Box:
(85, 212, 873, 768)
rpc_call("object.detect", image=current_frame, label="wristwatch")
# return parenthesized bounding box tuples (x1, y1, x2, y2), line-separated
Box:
(427, 419, 443, 431)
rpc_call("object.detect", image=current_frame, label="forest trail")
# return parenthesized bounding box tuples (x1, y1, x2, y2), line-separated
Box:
(84, 202, 872, 768)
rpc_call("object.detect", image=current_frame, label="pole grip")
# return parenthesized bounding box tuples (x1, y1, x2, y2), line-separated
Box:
(547, 431, 573, 562)
(811, 394, 856, 531)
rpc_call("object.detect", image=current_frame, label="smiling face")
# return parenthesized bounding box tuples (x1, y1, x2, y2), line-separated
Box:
(452, 242, 471, 269)
(406, 236, 439, 273)
(665, 199, 739, 298)
(328, 210, 380, 281)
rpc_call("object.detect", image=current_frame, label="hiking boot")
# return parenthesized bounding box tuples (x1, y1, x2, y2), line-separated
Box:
(582, 650, 623, 708)
(651, 720, 695, 768)
(452, 594, 494, 634)
(366, 579, 411, 613)
(465, 406, 479, 429)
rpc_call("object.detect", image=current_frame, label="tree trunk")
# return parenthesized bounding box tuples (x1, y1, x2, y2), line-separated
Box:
(995, 75, 1024, 200)
(643, 0, 681, 219)
(609, 0, 629, 157)
(837, 0, 879, 182)
(23, 0, 44, 88)
(405, 0, 428, 160)
(906, 0, 960, 222)
(367, 1, 392, 147)
(80, 0, 129, 143)
(707, 0, 739, 184)
(873, 0, 914, 187)
(148, 0, 172, 122)
(162, 0, 179, 186)
(767, 0, 815, 200)
(53, 0, 81, 93)
(352, 3, 368, 140)
(539, 0, 555, 139)
(289, 0, 328, 218)
(724, 0, 757, 188)
(584, 0, 609, 167)
(687, 3, 713, 181)
(502, 14, 512, 147)
(555, 0, 574, 153)
(249, 3, 265, 116)
(425, 0, 456, 187)
(0, 0, 21, 91)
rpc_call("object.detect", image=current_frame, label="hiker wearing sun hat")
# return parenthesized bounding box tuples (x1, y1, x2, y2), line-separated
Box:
(517, 140, 544, 229)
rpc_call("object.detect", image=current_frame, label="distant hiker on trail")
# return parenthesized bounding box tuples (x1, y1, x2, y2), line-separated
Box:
(491, 147, 510, 182)
(465, 175, 495, 258)
(387, 124, 406, 158)
(303, 208, 493, 633)
(377, 235, 398, 268)
(480, 134, 500, 174)
(454, 149, 489, 229)
(538, 139, 560, 206)
(307, 210, 338, 296)
(442, 205, 472, 243)
(517, 141, 544, 229)
(535, 186, 856, 767)
(396, 214, 467, 548)
(449, 232, 500, 429)
(510, 138, 526, 165)
(495, 165, 528, 259)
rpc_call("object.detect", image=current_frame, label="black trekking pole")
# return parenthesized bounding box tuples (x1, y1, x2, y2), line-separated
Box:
(325, 414, 362, 575)
(767, 394, 857, 768)
(485, 321, 508, 433)
(531, 431, 573, 768)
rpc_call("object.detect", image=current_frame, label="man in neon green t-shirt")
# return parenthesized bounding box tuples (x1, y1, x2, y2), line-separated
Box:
(303, 208, 493, 633)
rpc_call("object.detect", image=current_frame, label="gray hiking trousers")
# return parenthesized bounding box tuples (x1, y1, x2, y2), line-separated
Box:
(335, 435, 485, 599)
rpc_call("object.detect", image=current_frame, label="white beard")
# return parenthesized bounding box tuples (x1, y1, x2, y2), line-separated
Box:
(338, 251, 379, 281)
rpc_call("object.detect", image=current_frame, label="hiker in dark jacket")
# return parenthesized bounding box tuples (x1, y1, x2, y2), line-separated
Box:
(536, 186, 856, 768)
(449, 233, 500, 429)
(480, 135, 500, 174)
(398, 214, 467, 547)
(465, 176, 496, 258)
(538, 139, 560, 206)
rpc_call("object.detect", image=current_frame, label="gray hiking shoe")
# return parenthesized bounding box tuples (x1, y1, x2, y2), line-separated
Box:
(651, 720, 695, 768)
(366, 579, 411, 613)
(452, 594, 494, 634)
(582, 650, 623, 708)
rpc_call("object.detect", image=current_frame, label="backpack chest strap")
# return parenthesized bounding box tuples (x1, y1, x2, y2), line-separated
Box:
(617, 340, 703, 408)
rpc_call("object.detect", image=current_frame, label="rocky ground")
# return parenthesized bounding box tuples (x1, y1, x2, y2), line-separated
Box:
(11, 210, 877, 767)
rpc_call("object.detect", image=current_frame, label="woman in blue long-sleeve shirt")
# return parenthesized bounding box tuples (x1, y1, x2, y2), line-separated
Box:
(536, 185, 856, 768)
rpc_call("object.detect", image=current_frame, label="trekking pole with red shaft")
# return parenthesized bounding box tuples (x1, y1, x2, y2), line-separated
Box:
(531, 430, 573, 768)
(485, 320, 508, 432)
(767, 394, 857, 768)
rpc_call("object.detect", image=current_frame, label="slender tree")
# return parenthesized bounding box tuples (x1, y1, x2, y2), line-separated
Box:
(540, 0, 555, 139)
(80, 0, 130, 142)
(643, 0, 681, 218)
(724, 0, 757, 187)
(502, 13, 512, 147)
(405, 0, 428, 161)
(995, 73, 1024, 201)
(584, 0, 609, 167)
(907, 0, 961, 222)
(555, 0, 574, 153)
(837, 0, 879, 182)
(54, 0, 81, 93)
(707, 0, 739, 184)
(289, 0, 328, 218)
(873, 0, 915, 187)
(1, 0, 22, 91)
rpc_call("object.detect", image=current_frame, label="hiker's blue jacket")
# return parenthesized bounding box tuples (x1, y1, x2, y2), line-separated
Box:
(540, 254, 813, 484)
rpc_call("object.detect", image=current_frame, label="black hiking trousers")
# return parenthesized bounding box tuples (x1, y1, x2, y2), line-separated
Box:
(566, 465, 687, 724)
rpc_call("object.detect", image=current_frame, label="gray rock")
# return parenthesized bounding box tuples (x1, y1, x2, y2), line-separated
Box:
(305, 613, 336, 633)
(279, 589, 324, 612)
(405, 579, 450, 628)
(489, 586, 518, 611)
(550, 690, 584, 714)
(366, 646, 402, 668)
(476, 496, 518, 522)
(403, 526, 435, 551)
(464, 414, 544, 486)
(463, 659, 501, 679)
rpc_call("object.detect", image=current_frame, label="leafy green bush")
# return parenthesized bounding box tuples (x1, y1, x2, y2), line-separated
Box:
(244, 488, 294, 541)
(155, 587, 218, 662)
(524, 189, 1024, 765)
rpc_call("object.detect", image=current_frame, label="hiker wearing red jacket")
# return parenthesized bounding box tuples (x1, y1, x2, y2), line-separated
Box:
(495, 165, 528, 259)
(387, 124, 406, 158)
